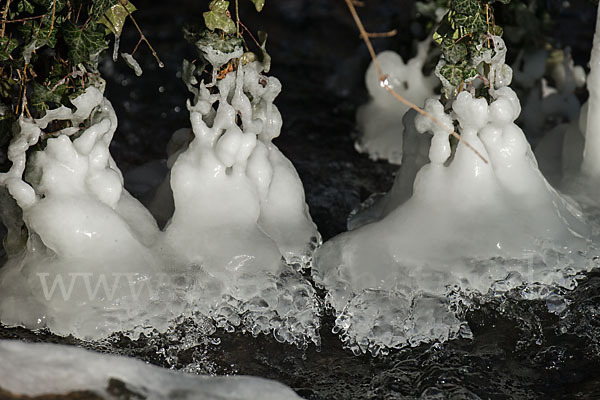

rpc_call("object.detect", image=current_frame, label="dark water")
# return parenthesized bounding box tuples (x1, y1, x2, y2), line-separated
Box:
(2, 0, 600, 399)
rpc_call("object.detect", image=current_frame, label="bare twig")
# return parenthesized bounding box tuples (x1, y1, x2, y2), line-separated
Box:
(1, 0, 11, 38)
(235, 0, 240, 38)
(239, 20, 260, 48)
(117, 0, 164, 68)
(343, 0, 488, 163)
(48, 0, 56, 38)
(1, 14, 47, 25)
(364, 29, 398, 38)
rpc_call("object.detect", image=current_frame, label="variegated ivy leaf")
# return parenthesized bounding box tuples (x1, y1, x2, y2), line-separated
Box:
(250, 0, 265, 12)
(441, 39, 467, 64)
(440, 63, 465, 87)
(98, 1, 137, 36)
(62, 21, 109, 66)
(203, 0, 236, 34)
(0, 37, 18, 62)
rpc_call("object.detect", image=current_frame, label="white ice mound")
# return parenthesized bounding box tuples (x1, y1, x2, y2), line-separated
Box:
(355, 41, 438, 164)
(0, 340, 302, 400)
(0, 88, 165, 339)
(155, 61, 322, 346)
(314, 88, 598, 355)
(0, 83, 321, 348)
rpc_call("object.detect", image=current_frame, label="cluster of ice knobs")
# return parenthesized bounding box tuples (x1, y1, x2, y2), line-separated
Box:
(2, 12, 600, 357)
(0, 53, 321, 346)
(313, 32, 600, 354)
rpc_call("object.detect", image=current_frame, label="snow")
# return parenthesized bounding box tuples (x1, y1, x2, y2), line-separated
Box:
(0, 339, 302, 400)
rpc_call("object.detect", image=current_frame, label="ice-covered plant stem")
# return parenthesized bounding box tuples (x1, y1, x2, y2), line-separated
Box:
(315, 0, 596, 355)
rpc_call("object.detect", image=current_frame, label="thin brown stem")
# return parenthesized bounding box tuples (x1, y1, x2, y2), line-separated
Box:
(131, 36, 143, 56)
(343, 0, 488, 164)
(239, 20, 260, 48)
(117, 0, 164, 67)
(0, 0, 11, 38)
(48, 0, 56, 38)
(0, 14, 47, 24)
(364, 29, 398, 38)
(235, 0, 240, 38)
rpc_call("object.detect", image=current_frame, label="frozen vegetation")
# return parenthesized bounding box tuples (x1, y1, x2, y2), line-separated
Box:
(355, 40, 438, 164)
(0, 58, 321, 347)
(0, 339, 302, 400)
(314, 34, 600, 355)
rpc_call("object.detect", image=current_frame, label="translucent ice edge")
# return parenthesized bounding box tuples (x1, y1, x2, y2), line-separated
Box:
(0, 339, 302, 400)
(317, 249, 599, 356)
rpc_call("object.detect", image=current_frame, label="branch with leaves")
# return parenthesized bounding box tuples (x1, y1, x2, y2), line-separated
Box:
(0, 0, 161, 157)
(433, 0, 511, 100)
(183, 0, 270, 88)
(343, 0, 489, 163)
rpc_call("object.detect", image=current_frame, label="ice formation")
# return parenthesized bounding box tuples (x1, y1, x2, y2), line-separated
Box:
(160, 61, 320, 270)
(152, 59, 322, 346)
(355, 40, 438, 164)
(0, 339, 302, 400)
(517, 49, 585, 141)
(535, 6, 600, 205)
(315, 36, 599, 354)
(0, 88, 166, 338)
(0, 60, 322, 346)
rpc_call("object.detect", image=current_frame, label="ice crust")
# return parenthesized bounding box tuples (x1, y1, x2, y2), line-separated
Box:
(355, 41, 438, 164)
(0, 339, 302, 400)
(0, 61, 321, 347)
(315, 87, 599, 355)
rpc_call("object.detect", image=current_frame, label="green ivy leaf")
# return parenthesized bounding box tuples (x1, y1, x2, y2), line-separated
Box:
(491, 24, 503, 36)
(452, 0, 481, 16)
(440, 63, 465, 87)
(17, 0, 35, 14)
(62, 21, 108, 65)
(433, 11, 455, 44)
(98, 1, 137, 36)
(185, 28, 242, 54)
(463, 66, 479, 80)
(203, 0, 236, 34)
(30, 81, 65, 113)
(0, 38, 19, 62)
(249, 0, 265, 12)
(441, 39, 467, 64)
(88, 0, 119, 21)
(19, 16, 59, 49)
(31, 0, 67, 13)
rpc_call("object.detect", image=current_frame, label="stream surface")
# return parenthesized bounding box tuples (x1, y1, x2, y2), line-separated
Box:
(2, 0, 600, 399)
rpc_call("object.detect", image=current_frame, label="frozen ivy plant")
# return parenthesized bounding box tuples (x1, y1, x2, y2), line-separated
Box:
(0, 0, 160, 163)
(433, 0, 511, 101)
(182, 0, 270, 90)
